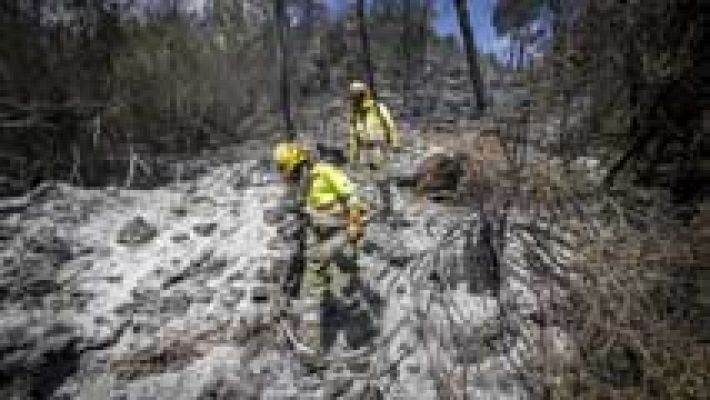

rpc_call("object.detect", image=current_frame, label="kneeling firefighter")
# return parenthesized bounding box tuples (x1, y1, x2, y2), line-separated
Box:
(273, 142, 366, 358)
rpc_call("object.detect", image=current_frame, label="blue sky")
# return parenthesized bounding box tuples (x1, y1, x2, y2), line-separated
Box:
(324, 0, 508, 57)
(160, 0, 510, 58)
(433, 0, 508, 56)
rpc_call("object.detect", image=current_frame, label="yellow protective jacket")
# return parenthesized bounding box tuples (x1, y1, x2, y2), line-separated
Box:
(306, 162, 357, 210)
(348, 97, 399, 165)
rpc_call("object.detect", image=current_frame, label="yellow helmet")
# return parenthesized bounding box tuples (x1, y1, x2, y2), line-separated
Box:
(274, 142, 308, 174)
(349, 80, 368, 95)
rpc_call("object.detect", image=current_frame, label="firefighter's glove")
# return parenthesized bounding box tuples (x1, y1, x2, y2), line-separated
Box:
(347, 223, 363, 244)
(345, 206, 366, 244)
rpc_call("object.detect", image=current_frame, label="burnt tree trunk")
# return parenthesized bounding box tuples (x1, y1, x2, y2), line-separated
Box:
(356, 0, 376, 97)
(453, 0, 486, 113)
(275, 0, 295, 138)
(418, 0, 433, 70)
(401, 0, 412, 108)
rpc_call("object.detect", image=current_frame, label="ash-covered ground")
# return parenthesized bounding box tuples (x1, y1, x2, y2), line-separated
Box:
(0, 147, 577, 399)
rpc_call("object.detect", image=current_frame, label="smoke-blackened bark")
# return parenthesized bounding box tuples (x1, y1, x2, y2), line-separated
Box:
(274, 0, 295, 138)
(356, 0, 377, 97)
(453, 0, 486, 113)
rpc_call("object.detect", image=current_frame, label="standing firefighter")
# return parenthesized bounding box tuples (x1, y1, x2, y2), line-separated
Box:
(347, 81, 400, 217)
(273, 142, 366, 363)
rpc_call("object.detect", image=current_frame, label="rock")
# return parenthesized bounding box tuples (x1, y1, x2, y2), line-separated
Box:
(415, 134, 510, 201)
(193, 222, 218, 237)
(116, 216, 157, 245)
(251, 286, 270, 304)
(171, 232, 191, 243)
(415, 152, 465, 193)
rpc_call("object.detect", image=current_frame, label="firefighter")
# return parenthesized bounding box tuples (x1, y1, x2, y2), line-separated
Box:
(347, 81, 400, 217)
(273, 142, 366, 361)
